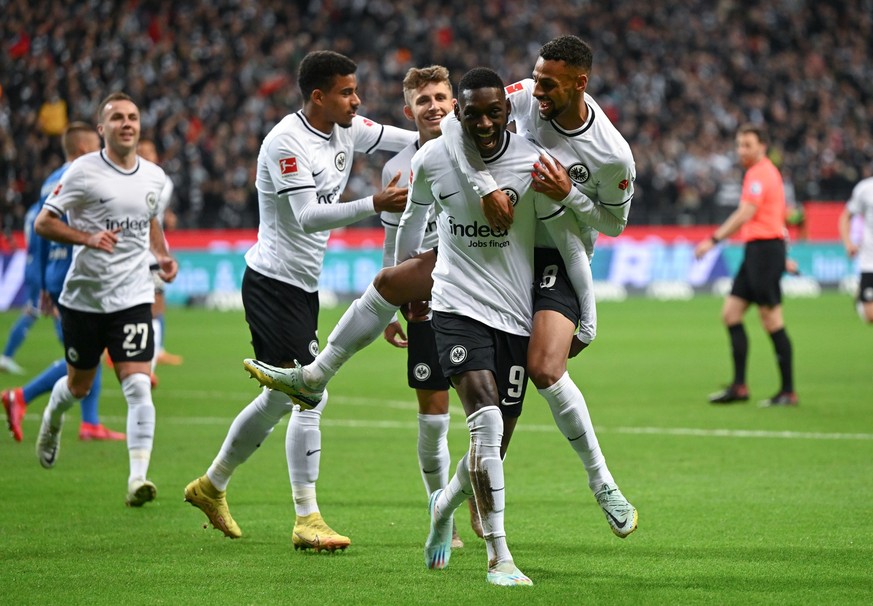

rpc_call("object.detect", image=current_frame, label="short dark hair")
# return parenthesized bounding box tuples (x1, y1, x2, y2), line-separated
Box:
(96, 91, 136, 122)
(737, 123, 768, 146)
(458, 68, 504, 97)
(61, 121, 96, 157)
(539, 35, 593, 73)
(298, 51, 357, 99)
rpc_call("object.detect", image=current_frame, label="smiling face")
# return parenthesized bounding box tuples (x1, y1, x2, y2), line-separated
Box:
(455, 86, 510, 158)
(531, 56, 587, 126)
(404, 80, 454, 142)
(97, 98, 140, 166)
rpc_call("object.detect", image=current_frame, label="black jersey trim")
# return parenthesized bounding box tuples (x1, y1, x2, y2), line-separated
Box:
(278, 184, 316, 195)
(100, 149, 140, 175)
(43, 202, 64, 216)
(549, 102, 595, 137)
(365, 125, 387, 154)
(295, 111, 331, 141)
(601, 195, 633, 207)
(381, 217, 400, 227)
(410, 198, 431, 206)
(483, 134, 511, 164)
(539, 205, 567, 221)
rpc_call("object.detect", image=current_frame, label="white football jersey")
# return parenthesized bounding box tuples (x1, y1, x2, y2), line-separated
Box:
(846, 176, 873, 271)
(443, 81, 636, 255)
(402, 132, 564, 336)
(246, 112, 416, 291)
(44, 150, 166, 313)
(380, 141, 438, 268)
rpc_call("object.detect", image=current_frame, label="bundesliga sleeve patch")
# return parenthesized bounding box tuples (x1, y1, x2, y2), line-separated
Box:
(52, 183, 63, 196)
(279, 157, 298, 175)
(505, 82, 524, 94)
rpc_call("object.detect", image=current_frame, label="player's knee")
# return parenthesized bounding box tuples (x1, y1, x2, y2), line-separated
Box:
(372, 268, 396, 301)
(528, 361, 563, 390)
(68, 384, 92, 400)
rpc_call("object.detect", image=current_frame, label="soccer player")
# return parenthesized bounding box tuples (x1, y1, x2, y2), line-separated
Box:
(695, 123, 797, 407)
(439, 35, 638, 536)
(839, 172, 873, 323)
(33, 92, 177, 506)
(183, 50, 416, 548)
(3, 122, 125, 443)
(378, 65, 477, 547)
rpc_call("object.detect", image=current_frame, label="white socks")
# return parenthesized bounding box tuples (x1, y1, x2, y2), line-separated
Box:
(465, 406, 511, 565)
(434, 451, 473, 520)
(207, 387, 294, 491)
(304, 284, 398, 387)
(46, 376, 77, 427)
(538, 372, 614, 492)
(287, 391, 329, 517)
(122, 373, 155, 485)
(418, 413, 450, 496)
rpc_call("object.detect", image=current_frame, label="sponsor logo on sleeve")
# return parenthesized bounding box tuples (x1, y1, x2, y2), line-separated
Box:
(618, 179, 629, 190)
(505, 82, 524, 94)
(362, 118, 374, 127)
(279, 157, 298, 175)
(52, 183, 63, 196)
(750, 181, 762, 195)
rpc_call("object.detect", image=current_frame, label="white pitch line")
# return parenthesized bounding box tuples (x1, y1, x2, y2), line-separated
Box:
(68, 390, 873, 441)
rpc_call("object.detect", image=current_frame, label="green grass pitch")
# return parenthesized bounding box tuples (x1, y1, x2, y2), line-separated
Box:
(1, 292, 871, 604)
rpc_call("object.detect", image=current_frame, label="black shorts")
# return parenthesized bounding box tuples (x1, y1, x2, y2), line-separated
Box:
(431, 311, 529, 419)
(731, 239, 786, 307)
(859, 273, 873, 303)
(242, 267, 319, 366)
(407, 319, 451, 391)
(533, 247, 581, 325)
(59, 302, 154, 369)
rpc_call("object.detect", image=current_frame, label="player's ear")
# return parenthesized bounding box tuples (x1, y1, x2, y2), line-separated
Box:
(505, 98, 512, 118)
(311, 89, 324, 107)
(575, 72, 588, 92)
(402, 105, 414, 122)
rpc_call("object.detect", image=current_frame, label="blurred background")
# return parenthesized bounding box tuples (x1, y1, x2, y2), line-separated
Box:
(1, 0, 871, 305)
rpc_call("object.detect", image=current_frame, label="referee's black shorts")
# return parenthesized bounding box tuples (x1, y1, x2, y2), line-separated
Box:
(730, 238, 786, 307)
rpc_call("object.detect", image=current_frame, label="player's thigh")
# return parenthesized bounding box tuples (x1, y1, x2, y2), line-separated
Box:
(105, 303, 155, 365)
(375, 249, 435, 305)
(57, 304, 109, 370)
(407, 319, 451, 392)
(431, 311, 529, 419)
(242, 267, 319, 366)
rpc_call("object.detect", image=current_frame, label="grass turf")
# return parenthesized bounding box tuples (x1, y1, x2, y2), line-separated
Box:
(1, 292, 871, 604)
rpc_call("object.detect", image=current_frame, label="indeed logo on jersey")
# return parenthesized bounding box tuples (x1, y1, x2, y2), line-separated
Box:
(105, 216, 150, 237)
(317, 184, 341, 205)
(447, 215, 509, 248)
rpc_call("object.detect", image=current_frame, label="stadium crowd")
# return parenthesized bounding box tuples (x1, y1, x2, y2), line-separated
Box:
(2, 0, 872, 233)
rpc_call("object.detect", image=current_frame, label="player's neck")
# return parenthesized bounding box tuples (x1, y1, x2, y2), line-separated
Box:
(104, 146, 138, 170)
(554, 98, 589, 131)
(302, 109, 334, 135)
